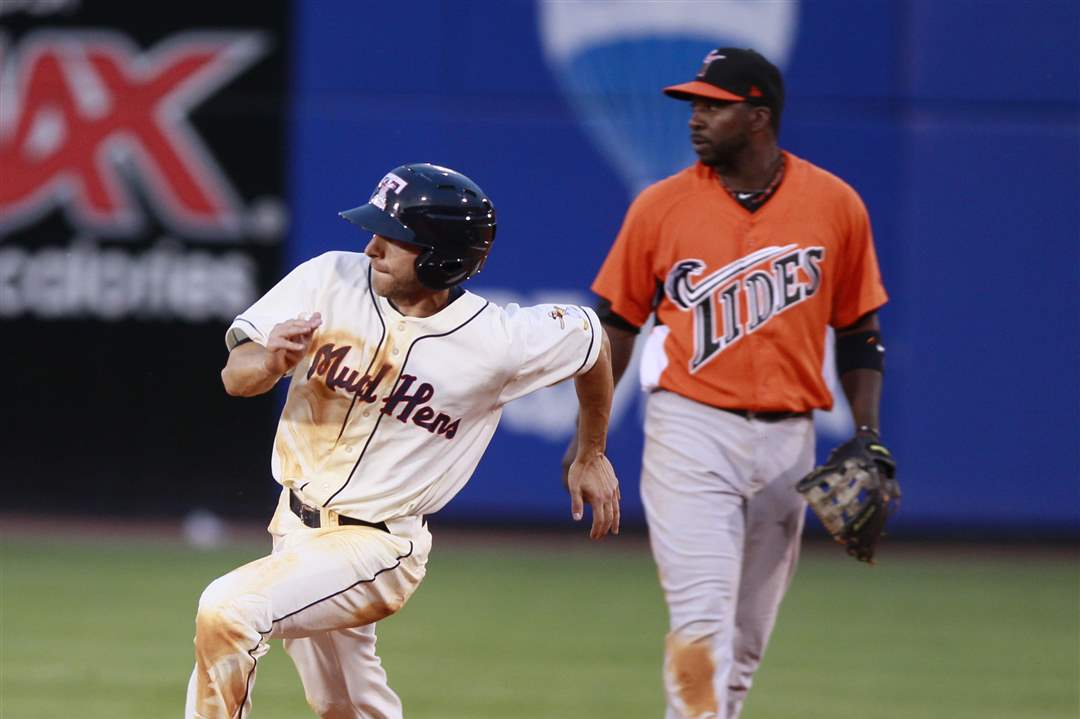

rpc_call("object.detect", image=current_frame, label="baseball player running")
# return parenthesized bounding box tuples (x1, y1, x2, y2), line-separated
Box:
(572, 49, 890, 718)
(186, 163, 620, 719)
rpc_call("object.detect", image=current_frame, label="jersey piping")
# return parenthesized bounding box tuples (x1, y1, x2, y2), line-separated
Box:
(571, 304, 597, 375)
(233, 316, 260, 339)
(332, 266, 388, 445)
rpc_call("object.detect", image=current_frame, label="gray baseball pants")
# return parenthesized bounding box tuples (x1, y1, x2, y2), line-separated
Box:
(641, 390, 814, 719)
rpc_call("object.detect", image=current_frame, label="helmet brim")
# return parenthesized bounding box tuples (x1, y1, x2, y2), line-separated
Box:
(338, 204, 417, 245)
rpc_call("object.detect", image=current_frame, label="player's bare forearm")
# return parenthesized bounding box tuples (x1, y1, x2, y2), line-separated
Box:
(561, 323, 634, 484)
(222, 314, 323, 397)
(221, 342, 284, 397)
(840, 368, 881, 431)
(574, 331, 613, 459)
(836, 312, 882, 432)
(568, 331, 621, 538)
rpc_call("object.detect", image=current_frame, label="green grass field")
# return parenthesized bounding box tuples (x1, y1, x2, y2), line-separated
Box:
(2, 529, 1076, 719)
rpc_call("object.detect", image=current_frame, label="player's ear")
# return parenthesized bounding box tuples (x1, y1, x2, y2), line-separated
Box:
(748, 105, 772, 133)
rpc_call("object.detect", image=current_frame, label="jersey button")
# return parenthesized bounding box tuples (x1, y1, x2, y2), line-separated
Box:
(397, 323, 406, 331)
(344, 445, 353, 454)
(392, 348, 400, 356)
(362, 410, 371, 418)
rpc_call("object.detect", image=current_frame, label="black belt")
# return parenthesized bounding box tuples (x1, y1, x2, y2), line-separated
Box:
(720, 408, 811, 422)
(290, 490, 389, 533)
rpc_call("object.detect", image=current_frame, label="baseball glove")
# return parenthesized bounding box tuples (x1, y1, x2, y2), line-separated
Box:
(796, 432, 899, 564)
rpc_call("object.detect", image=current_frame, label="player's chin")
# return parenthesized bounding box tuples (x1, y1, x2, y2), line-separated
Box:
(370, 270, 393, 297)
(690, 143, 716, 165)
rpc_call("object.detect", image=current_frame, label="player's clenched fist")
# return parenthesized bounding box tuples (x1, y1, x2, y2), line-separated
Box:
(264, 313, 323, 376)
(567, 453, 621, 539)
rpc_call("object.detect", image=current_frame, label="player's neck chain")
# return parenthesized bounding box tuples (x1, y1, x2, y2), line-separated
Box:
(718, 153, 786, 213)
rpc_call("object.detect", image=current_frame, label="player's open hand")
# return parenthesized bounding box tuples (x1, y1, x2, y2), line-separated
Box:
(264, 313, 323, 376)
(567, 452, 620, 539)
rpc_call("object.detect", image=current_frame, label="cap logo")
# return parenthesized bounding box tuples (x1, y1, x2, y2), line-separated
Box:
(370, 172, 409, 210)
(697, 49, 727, 77)
(749, 86, 764, 97)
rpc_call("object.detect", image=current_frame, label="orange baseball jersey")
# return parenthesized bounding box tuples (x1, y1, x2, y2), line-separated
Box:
(592, 151, 888, 413)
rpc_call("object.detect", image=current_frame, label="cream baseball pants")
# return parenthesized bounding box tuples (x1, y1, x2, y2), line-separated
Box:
(185, 488, 431, 719)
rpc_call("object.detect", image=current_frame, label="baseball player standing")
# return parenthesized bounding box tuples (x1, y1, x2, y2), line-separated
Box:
(186, 163, 620, 719)
(573, 49, 890, 718)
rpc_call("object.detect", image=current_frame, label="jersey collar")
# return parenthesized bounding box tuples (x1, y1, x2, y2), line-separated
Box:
(372, 276, 489, 336)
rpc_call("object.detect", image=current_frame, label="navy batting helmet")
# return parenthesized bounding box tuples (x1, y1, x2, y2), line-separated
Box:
(339, 163, 497, 290)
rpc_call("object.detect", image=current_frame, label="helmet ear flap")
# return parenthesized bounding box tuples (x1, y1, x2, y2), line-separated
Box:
(413, 249, 442, 290)
(414, 250, 461, 291)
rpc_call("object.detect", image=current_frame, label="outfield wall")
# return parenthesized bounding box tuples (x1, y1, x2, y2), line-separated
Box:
(4, 0, 1077, 534)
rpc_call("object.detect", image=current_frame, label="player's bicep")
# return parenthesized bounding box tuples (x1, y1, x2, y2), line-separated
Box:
(497, 304, 602, 405)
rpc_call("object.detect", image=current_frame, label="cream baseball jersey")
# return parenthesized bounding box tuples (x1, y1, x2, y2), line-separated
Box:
(226, 251, 601, 522)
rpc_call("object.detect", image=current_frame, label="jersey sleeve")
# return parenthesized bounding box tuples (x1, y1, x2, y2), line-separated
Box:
(590, 190, 662, 328)
(830, 190, 889, 328)
(225, 253, 331, 350)
(497, 303, 603, 405)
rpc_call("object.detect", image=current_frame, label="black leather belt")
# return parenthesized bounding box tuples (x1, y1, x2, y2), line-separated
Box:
(720, 408, 811, 422)
(290, 490, 389, 533)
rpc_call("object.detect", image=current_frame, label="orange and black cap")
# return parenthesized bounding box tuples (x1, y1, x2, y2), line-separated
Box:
(663, 47, 784, 118)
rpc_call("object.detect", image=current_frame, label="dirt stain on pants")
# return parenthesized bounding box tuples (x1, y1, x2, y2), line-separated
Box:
(192, 598, 267, 718)
(666, 633, 719, 718)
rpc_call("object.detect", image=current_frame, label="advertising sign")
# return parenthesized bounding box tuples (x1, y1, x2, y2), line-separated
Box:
(2, 0, 290, 515)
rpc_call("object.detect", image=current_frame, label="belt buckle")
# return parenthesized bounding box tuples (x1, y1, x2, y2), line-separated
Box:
(323, 508, 340, 528)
